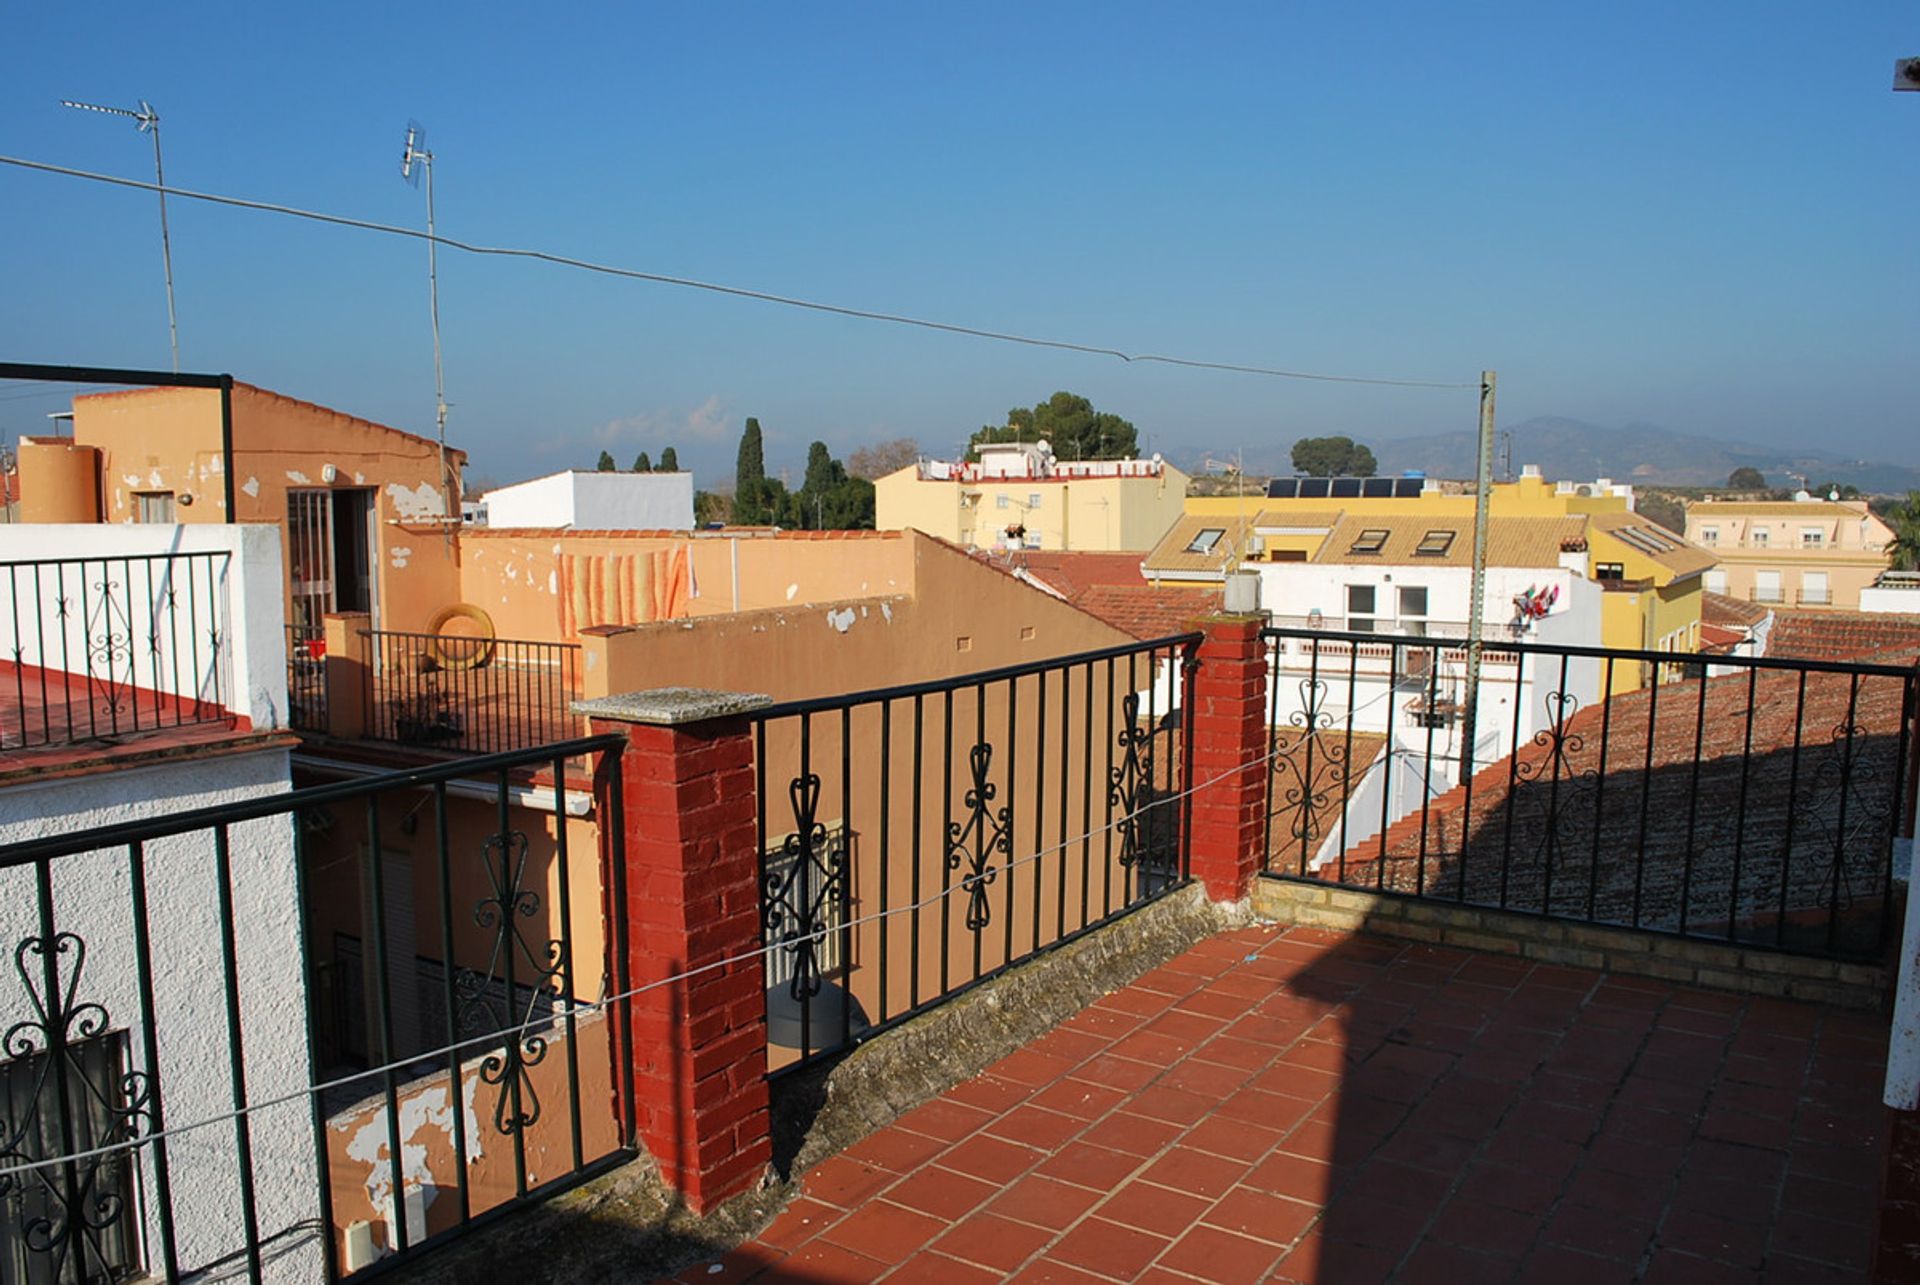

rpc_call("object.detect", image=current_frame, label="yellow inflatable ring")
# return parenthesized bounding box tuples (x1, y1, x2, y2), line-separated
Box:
(427, 603, 497, 670)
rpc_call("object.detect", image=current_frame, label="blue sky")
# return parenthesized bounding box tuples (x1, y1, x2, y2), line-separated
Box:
(2, 3, 1916, 486)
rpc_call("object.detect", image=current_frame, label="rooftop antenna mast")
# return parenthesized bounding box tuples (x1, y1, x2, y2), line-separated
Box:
(61, 97, 180, 371)
(401, 121, 454, 521)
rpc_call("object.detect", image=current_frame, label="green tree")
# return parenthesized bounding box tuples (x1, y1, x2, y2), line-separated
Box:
(1814, 480, 1861, 501)
(969, 392, 1138, 461)
(1885, 491, 1920, 572)
(658, 446, 680, 472)
(1637, 493, 1687, 536)
(736, 418, 765, 491)
(1289, 436, 1377, 477)
(596, 450, 617, 472)
(847, 437, 920, 480)
(786, 441, 874, 530)
(693, 490, 731, 526)
(632, 451, 653, 473)
(1727, 466, 1767, 490)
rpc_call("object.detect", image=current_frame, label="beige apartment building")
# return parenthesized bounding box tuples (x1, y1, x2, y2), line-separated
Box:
(874, 440, 1187, 552)
(1685, 496, 1893, 611)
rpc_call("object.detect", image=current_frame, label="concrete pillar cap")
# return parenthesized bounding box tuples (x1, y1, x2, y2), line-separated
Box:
(573, 687, 772, 726)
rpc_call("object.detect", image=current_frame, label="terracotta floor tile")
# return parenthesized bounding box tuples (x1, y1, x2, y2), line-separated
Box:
(1073, 1050, 1164, 1092)
(1030, 1076, 1131, 1121)
(1155, 1224, 1288, 1282)
(1242, 1151, 1334, 1205)
(985, 1103, 1089, 1153)
(943, 1072, 1036, 1115)
(802, 1156, 899, 1210)
(1036, 1139, 1145, 1191)
(988, 1046, 1086, 1089)
(892, 1096, 994, 1144)
(758, 1238, 886, 1283)
(1090, 1178, 1216, 1240)
(884, 1251, 1006, 1283)
(929, 1211, 1059, 1274)
(1047, 1217, 1172, 1280)
(818, 1199, 949, 1263)
(882, 1166, 1001, 1222)
(1127, 1084, 1219, 1126)
(987, 1173, 1106, 1231)
(1137, 1146, 1251, 1201)
(1077, 1110, 1185, 1158)
(937, 1132, 1047, 1186)
(754, 1196, 844, 1252)
(1200, 1184, 1318, 1246)
(1179, 1113, 1285, 1164)
(843, 1125, 951, 1175)
(1518, 1245, 1640, 1285)
(1006, 1257, 1116, 1284)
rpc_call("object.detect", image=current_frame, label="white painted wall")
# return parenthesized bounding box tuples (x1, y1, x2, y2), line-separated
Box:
(0, 523, 287, 732)
(483, 470, 695, 531)
(0, 747, 318, 1282)
(1860, 586, 1920, 615)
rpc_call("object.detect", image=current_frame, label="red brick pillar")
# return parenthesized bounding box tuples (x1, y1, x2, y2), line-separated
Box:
(1185, 615, 1269, 903)
(577, 689, 773, 1213)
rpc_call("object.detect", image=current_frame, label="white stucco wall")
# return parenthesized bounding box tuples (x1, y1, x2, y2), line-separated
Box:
(0, 747, 317, 1282)
(483, 470, 695, 531)
(0, 523, 287, 732)
(1860, 586, 1920, 615)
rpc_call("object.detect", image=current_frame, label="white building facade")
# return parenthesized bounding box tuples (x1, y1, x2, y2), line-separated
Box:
(481, 469, 695, 532)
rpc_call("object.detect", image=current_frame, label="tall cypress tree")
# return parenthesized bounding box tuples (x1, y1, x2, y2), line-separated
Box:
(658, 446, 680, 472)
(736, 419, 765, 492)
(632, 451, 653, 473)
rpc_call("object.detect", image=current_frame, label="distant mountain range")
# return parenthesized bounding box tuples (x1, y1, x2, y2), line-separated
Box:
(1213, 417, 1920, 494)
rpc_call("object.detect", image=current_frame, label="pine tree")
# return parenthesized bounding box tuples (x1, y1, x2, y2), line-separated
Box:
(658, 446, 680, 472)
(596, 450, 616, 472)
(632, 451, 653, 473)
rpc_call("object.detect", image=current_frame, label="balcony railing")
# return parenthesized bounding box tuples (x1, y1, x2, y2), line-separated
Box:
(0, 735, 631, 1281)
(1257, 626, 1916, 962)
(1799, 589, 1833, 606)
(361, 628, 582, 756)
(1751, 586, 1786, 604)
(748, 632, 1200, 1073)
(286, 622, 327, 732)
(2, 551, 235, 751)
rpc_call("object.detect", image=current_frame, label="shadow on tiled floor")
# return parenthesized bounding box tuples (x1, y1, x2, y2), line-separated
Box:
(668, 923, 1887, 1283)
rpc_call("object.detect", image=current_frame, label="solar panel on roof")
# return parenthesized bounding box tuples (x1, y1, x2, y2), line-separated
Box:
(1300, 479, 1331, 498)
(1394, 478, 1424, 497)
(1361, 478, 1394, 497)
(1330, 478, 1362, 497)
(1266, 478, 1299, 498)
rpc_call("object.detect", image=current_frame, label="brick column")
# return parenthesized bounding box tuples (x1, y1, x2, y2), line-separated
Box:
(575, 688, 773, 1213)
(1185, 614, 1269, 903)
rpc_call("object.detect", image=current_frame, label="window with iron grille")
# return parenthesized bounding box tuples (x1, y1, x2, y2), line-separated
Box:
(762, 821, 851, 992)
(132, 491, 175, 524)
(0, 1031, 143, 1285)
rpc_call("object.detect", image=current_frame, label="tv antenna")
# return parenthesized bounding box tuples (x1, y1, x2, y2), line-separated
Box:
(61, 97, 180, 371)
(401, 121, 453, 520)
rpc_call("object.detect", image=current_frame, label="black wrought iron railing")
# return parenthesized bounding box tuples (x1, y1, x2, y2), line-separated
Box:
(1257, 626, 1918, 962)
(361, 629, 581, 756)
(287, 622, 327, 733)
(0, 735, 631, 1282)
(750, 633, 1201, 1074)
(2, 551, 234, 751)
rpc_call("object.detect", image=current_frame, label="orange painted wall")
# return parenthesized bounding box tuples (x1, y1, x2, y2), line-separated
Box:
(457, 529, 917, 644)
(70, 383, 464, 632)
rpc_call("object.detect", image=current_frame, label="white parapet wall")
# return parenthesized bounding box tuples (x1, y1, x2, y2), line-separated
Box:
(0, 523, 287, 732)
(482, 470, 695, 531)
(0, 746, 317, 1282)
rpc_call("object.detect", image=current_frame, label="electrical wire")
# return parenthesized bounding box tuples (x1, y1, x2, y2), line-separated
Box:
(0, 154, 1476, 391)
(0, 719, 1318, 1180)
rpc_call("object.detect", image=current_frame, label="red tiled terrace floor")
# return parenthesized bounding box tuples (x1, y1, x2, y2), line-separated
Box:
(674, 925, 1888, 1283)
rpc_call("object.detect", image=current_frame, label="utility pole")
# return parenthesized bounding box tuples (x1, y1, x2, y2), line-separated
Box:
(1459, 370, 1496, 780)
(401, 124, 453, 523)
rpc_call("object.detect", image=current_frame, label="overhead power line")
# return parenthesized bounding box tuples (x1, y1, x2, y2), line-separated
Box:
(0, 153, 1476, 391)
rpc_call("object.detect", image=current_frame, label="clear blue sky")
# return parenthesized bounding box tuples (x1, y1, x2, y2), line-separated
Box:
(3, 3, 1916, 487)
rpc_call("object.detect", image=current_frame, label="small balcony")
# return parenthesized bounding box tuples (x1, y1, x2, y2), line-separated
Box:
(1798, 588, 1833, 606)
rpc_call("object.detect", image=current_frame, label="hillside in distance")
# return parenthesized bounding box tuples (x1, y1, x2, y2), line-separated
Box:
(1372, 418, 1920, 492)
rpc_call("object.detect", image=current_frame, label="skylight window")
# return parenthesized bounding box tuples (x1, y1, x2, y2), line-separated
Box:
(1414, 530, 1455, 556)
(1349, 529, 1390, 555)
(1184, 528, 1225, 554)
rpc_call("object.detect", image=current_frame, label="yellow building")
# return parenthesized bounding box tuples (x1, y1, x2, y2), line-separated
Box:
(875, 441, 1188, 552)
(1683, 497, 1894, 611)
(1177, 466, 1710, 690)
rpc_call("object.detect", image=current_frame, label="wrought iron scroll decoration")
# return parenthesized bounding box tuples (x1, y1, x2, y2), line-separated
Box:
(0, 931, 152, 1282)
(454, 826, 564, 1136)
(763, 772, 850, 1001)
(946, 742, 1011, 932)
(1272, 676, 1349, 853)
(1110, 693, 1150, 869)
(84, 573, 135, 722)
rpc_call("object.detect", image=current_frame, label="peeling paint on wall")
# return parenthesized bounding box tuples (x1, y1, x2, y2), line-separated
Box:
(881, 602, 893, 623)
(287, 470, 314, 485)
(389, 546, 412, 569)
(826, 607, 856, 633)
(241, 476, 261, 498)
(385, 480, 444, 521)
(340, 1074, 483, 1250)
(786, 583, 799, 601)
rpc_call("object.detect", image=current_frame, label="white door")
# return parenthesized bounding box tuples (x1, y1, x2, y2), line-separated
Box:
(1754, 570, 1782, 604)
(1802, 571, 1829, 606)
